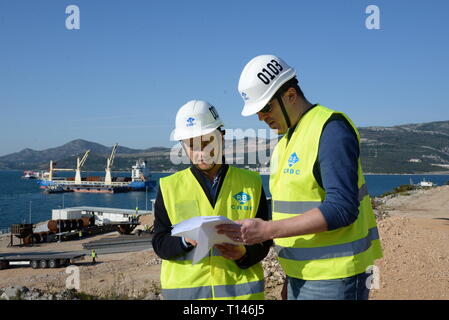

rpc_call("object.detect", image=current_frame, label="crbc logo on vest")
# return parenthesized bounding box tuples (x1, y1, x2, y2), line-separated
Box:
(231, 192, 253, 211)
(283, 152, 301, 175)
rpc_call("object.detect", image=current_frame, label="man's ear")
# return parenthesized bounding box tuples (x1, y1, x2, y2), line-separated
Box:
(285, 87, 298, 104)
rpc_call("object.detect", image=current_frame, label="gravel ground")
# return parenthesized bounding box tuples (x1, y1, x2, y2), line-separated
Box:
(2, 188, 449, 300)
(368, 186, 449, 299)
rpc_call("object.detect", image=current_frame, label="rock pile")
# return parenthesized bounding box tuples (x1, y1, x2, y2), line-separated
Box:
(144, 256, 162, 266)
(372, 197, 390, 221)
(143, 291, 162, 300)
(0, 286, 80, 300)
(262, 247, 285, 289)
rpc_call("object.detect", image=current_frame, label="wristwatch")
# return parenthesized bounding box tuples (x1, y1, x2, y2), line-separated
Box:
(181, 237, 194, 250)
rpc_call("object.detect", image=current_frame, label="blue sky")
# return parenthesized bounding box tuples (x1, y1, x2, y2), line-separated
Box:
(0, 0, 448, 156)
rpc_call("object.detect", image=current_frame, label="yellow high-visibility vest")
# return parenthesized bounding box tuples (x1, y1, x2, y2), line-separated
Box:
(159, 166, 264, 300)
(270, 105, 383, 280)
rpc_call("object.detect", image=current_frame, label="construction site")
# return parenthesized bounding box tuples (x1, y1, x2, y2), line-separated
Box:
(0, 186, 449, 299)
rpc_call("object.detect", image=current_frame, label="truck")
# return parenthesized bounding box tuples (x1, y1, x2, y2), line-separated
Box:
(0, 251, 85, 270)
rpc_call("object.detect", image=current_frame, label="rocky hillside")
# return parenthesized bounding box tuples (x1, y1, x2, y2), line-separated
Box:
(1, 120, 449, 173)
(359, 120, 449, 173)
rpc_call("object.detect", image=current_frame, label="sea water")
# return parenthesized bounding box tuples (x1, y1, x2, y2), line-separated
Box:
(0, 171, 167, 232)
(0, 170, 448, 231)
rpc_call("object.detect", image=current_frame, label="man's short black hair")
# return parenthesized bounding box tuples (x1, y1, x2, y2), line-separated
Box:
(277, 77, 305, 99)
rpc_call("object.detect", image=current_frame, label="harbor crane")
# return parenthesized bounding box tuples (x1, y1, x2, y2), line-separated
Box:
(47, 150, 91, 182)
(105, 143, 118, 185)
(48, 160, 75, 181)
(75, 150, 90, 184)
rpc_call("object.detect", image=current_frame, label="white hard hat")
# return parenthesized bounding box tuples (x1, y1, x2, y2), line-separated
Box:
(172, 100, 224, 141)
(238, 55, 296, 116)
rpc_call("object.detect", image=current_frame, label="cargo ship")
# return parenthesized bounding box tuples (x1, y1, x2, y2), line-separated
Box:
(21, 170, 40, 179)
(37, 145, 156, 193)
(38, 160, 155, 193)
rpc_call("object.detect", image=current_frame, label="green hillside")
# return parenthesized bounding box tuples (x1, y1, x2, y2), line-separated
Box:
(1, 121, 449, 174)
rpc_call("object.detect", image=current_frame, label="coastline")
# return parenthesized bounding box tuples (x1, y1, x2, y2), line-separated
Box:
(1, 186, 449, 299)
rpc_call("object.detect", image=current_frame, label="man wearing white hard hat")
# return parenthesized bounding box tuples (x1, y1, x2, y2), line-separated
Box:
(217, 55, 383, 300)
(152, 100, 272, 300)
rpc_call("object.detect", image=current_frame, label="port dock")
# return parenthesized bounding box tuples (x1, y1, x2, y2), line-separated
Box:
(7, 206, 152, 247)
(37, 145, 156, 193)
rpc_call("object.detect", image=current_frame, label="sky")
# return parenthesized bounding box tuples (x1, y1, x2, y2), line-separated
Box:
(0, 0, 448, 156)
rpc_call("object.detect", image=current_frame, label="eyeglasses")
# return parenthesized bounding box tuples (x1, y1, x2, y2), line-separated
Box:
(259, 101, 273, 114)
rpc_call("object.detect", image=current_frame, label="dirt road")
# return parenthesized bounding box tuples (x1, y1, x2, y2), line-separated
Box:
(1, 189, 449, 299)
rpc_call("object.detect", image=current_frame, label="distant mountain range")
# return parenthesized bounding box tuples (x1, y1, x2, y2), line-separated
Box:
(0, 139, 173, 172)
(1, 120, 449, 174)
(358, 120, 449, 173)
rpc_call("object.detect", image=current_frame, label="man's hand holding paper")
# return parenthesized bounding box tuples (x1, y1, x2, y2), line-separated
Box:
(171, 216, 243, 264)
(214, 243, 246, 260)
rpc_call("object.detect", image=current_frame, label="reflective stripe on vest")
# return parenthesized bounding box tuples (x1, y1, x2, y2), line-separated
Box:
(173, 247, 222, 261)
(273, 184, 369, 215)
(163, 285, 212, 300)
(358, 184, 369, 202)
(162, 280, 264, 300)
(273, 200, 321, 215)
(276, 226, 379, 261)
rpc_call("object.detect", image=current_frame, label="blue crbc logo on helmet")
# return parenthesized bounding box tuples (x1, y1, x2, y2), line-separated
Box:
(241, 92, 250, 101)
(231, 192, 253, 211)
(284, 152, 300, 175)
(186, 117, 196, 127)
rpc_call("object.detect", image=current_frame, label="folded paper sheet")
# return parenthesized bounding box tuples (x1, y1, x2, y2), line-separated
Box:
(171, 216, 241, 264)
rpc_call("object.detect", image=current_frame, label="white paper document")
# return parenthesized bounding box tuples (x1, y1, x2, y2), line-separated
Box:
(171, 216, 241, 264)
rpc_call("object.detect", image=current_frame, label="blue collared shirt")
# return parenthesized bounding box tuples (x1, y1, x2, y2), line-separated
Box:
(314, 115, 361, 231)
